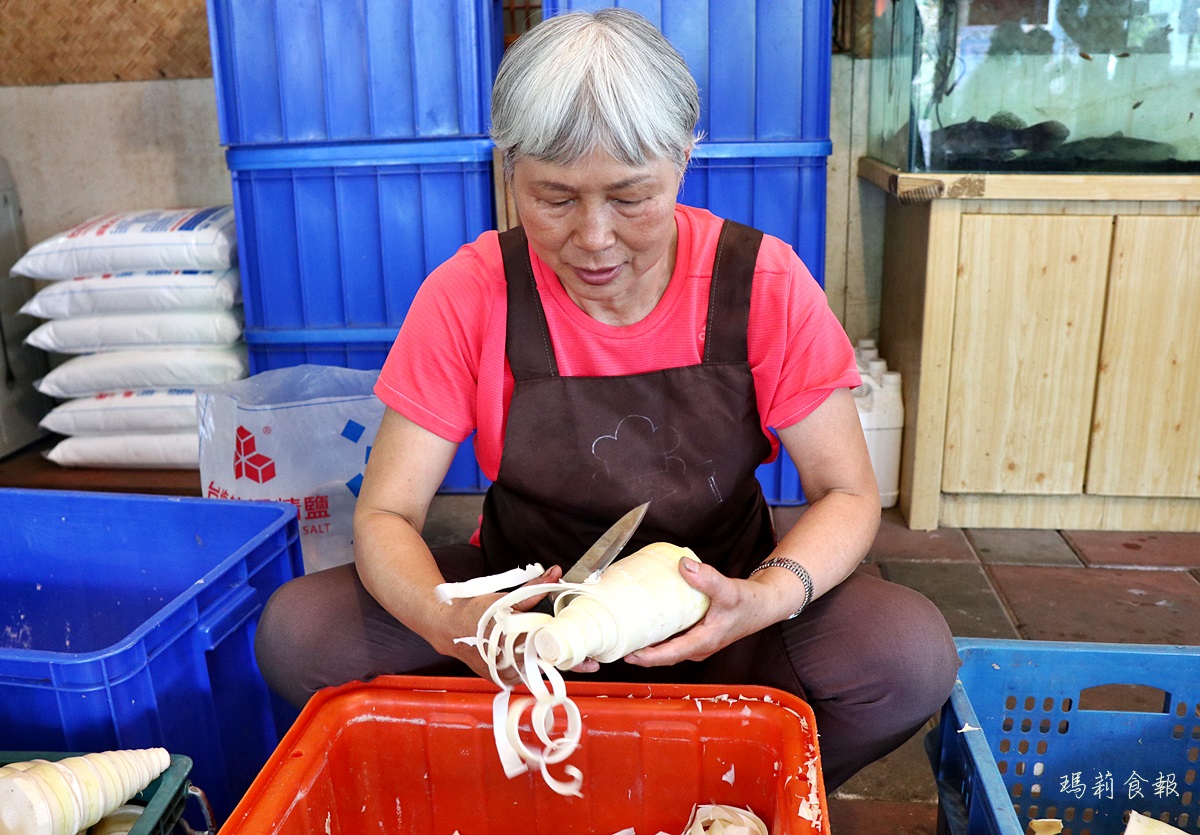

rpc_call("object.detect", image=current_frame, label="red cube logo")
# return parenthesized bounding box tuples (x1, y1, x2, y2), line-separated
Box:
(233, 426, 276, 484)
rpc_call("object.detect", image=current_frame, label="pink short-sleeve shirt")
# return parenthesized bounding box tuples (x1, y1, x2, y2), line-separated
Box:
(375, 204, 860, 481)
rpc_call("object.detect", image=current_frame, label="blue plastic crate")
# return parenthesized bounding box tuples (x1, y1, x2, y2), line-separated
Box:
(542, 0, 831, 142)
(206, 0, 503, 146)
(0, 489, 304, 826)
(688, 145, 829, 506)
(227, 138, 496, 332)
(683, 143, 831, 288)
(931, 638, 1200, 835)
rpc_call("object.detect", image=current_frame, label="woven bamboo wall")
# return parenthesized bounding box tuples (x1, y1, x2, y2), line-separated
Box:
(0, 0, 212, 86)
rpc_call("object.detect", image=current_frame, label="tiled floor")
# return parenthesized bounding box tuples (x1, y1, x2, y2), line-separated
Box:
(422, 495, 1200, 835)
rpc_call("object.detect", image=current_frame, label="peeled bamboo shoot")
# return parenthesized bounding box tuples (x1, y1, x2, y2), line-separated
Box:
(460, 542, 711, 796)
(0, 749, 169, 835)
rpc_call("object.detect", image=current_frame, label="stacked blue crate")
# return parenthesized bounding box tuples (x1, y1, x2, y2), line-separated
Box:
(206, 0, 502, 492)
(543, 0, 833, 504)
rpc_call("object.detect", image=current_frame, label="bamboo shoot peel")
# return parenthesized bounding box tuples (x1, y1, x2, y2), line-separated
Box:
(441, 542, 711, 796)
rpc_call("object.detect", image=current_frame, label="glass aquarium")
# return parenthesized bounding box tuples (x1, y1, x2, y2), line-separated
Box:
(868, 0, 1200, 172)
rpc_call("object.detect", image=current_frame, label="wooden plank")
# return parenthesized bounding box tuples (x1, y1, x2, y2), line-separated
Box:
(878, 198, 961, 530)
(942, 214, 1111, 495)
(941, 492, 1200, 532)
(1087, 215, 1200, 497)
(823, 55, 853, 327)
(841, 56, 881, 342)
(0, 438, 201, 496)
(857, 157, 1200, 203)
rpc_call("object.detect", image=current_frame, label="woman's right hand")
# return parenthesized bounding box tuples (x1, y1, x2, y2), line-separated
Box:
(429, 564, 566, 685)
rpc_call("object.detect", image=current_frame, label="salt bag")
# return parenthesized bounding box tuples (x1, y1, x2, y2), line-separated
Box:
(197, 365, 386, 573)
(11, 207, 237, 279)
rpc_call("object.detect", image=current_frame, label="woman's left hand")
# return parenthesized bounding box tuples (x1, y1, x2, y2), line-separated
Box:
(622, 557, 781, 667)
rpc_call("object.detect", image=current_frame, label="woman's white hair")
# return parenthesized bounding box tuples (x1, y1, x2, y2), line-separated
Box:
(490, 8, 700, 179)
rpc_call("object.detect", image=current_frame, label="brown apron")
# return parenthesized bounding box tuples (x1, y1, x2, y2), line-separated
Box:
(479, 220, 776, 583)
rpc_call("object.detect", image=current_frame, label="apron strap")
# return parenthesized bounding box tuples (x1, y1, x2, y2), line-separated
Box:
(500, 218, 764, 377)
(499, 226, 559, 380)
(704, 220, 763, 364)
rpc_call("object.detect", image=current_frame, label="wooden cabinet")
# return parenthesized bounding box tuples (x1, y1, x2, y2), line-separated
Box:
(859, 159, 1200, 531)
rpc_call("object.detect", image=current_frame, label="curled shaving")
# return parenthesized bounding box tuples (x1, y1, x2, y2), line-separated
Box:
(467, 545, 709, 798)
(473, 582, 592, 796)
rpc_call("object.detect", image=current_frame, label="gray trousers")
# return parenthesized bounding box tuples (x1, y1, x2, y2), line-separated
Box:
(254, 544, 959, 792)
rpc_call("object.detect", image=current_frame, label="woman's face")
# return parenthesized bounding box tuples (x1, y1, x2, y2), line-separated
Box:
(511, 147, 685, 325)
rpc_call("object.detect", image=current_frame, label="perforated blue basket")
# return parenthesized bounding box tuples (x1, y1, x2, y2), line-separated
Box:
(930, 638, 1200, 835)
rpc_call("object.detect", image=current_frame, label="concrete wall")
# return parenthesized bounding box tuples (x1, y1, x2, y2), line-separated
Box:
(0, 79, 231, 248)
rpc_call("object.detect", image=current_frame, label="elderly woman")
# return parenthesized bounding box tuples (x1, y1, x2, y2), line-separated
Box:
(255, 8, 958, 791)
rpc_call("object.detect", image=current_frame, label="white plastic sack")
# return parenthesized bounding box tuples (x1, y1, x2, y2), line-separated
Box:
(26, 310, 244, 354)
(197, 365, 385, 574)
(41, 389, 198, 435)
(45, 431, 199, 469)
(11, 206, 237, 279)
(20, 268, 241, 318)
(36, 346, 249, 399)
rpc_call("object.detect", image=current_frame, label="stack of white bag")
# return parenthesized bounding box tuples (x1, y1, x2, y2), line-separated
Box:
(11, 206, 248, 469)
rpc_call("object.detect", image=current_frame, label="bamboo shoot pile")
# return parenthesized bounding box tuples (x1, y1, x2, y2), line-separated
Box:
(0, 749, 169, 835)
(442, 542, 711, 796)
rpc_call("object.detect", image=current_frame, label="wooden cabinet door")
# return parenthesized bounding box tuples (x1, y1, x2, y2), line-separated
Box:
(942, 214, 1111, 494)
(1087, 215, 1200, 497)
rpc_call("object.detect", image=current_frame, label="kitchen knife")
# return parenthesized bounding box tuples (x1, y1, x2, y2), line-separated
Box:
(560, 501, 650, 584)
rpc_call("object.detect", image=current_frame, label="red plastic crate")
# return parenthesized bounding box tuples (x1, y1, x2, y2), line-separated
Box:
(220, 676, 827, 834)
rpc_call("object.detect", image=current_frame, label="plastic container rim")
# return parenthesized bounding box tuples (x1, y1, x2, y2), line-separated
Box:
(243, 327, 400, 345)
(0, 489, 297, 664)
(693, 140, 832, 158)
(224, 138, 831, 172)
(954, 636, 1200, 659)
(226, 137, 495, 170)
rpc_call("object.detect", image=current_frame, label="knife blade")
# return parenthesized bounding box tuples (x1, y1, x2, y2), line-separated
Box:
(560, 502, 650, 584)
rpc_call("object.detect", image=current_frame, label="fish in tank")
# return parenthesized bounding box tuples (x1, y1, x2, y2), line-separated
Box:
(868, 0, 1200, 172)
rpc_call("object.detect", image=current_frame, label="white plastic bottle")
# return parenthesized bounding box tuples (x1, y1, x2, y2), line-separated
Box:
(855, 338, 878, 373)
(853, 365, 904, 509)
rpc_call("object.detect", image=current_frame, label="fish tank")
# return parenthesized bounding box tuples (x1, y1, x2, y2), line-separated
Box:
(868, 0, 1200, 172)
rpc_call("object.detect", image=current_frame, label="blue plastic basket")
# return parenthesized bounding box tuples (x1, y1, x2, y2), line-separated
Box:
(0, 489, 304, 826)
(930, 638, 1200, 835)
(686, 144, 829, 505)
(683, 142, 831, 288)
(541, 0, 831, 143)
(226, 138, 496, 333)
(206, 0, 503, 146)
